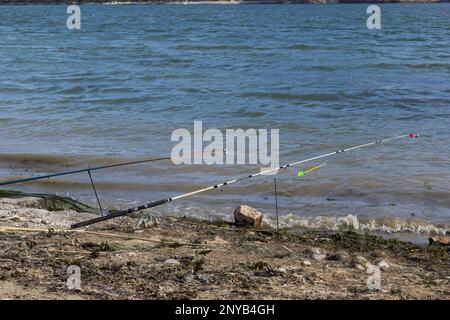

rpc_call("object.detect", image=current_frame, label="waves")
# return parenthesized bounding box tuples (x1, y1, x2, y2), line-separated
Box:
(263, 214, 449, 236)
(366, 62, 450, 71)
(286, 44, 325, 51)
(158, 207, 449, 237)
(239, 92, 347, 102)
(175, 44, 257, 51)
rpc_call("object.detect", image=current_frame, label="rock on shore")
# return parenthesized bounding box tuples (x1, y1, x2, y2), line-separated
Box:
(233, 205, 263, 227)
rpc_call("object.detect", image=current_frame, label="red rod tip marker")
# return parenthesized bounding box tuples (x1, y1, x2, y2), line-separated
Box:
(409, 133, 415, 138)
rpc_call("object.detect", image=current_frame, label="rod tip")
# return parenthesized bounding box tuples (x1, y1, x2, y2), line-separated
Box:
(409, 133, 419, 139)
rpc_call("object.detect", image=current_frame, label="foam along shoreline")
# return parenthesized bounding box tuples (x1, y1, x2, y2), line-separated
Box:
(0, 191, 448, 241)
(0, 190, 448, 242)
(1, 195, 449, 299)
(264, 214, 449, 238)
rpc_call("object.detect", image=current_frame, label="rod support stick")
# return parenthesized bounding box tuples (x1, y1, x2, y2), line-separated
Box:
(87, 169, 103, 216)
(274, 174, 279, 231)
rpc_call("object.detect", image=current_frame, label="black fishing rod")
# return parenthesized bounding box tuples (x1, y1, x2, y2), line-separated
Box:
(0, 156, 170, 187)
(71, 133, 419, 229)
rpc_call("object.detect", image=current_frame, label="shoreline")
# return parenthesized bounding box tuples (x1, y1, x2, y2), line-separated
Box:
(1, 195, 449, 299)
(0, 189, 448, 243)
(0, 1, 447, 5)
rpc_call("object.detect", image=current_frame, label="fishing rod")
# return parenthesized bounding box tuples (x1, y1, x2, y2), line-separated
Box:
(71, 133, 419, 229)
(0, 156, 171, 187)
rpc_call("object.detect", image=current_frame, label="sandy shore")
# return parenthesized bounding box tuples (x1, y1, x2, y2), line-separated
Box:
(0, 195, 449, 300)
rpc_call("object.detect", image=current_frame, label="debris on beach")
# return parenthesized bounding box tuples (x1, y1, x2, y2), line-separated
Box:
(1, 196, 449, 300)
(429, 236, 450, 246)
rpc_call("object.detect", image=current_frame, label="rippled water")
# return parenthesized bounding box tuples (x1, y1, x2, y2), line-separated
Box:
(0, 4, 449, 234)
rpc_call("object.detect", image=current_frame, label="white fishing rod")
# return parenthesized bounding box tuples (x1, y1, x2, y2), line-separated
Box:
(71, 133, 419, 229)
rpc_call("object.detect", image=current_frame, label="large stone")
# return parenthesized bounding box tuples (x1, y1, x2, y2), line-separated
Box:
(233, 205, 263, 227)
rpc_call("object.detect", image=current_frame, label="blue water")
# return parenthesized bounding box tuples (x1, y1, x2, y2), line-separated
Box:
(0, 4, 449, 232)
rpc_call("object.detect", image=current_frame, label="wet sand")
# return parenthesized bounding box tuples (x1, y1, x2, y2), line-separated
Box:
(0, 196, 449, 300)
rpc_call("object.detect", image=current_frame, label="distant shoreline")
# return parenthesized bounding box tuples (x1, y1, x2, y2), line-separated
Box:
(0, 0, 447, 5)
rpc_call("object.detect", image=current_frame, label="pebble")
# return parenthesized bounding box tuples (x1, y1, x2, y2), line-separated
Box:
(313, 253, 326, 262)
(196, 274, 210, 284)
(355, 264, 366, 271)
(355, 255, 369, 266)
(378, 260, 390, 271)
(164, 259, 181, 269)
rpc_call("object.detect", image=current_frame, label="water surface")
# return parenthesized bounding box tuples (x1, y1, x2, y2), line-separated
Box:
(0, 4, 449, 235)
